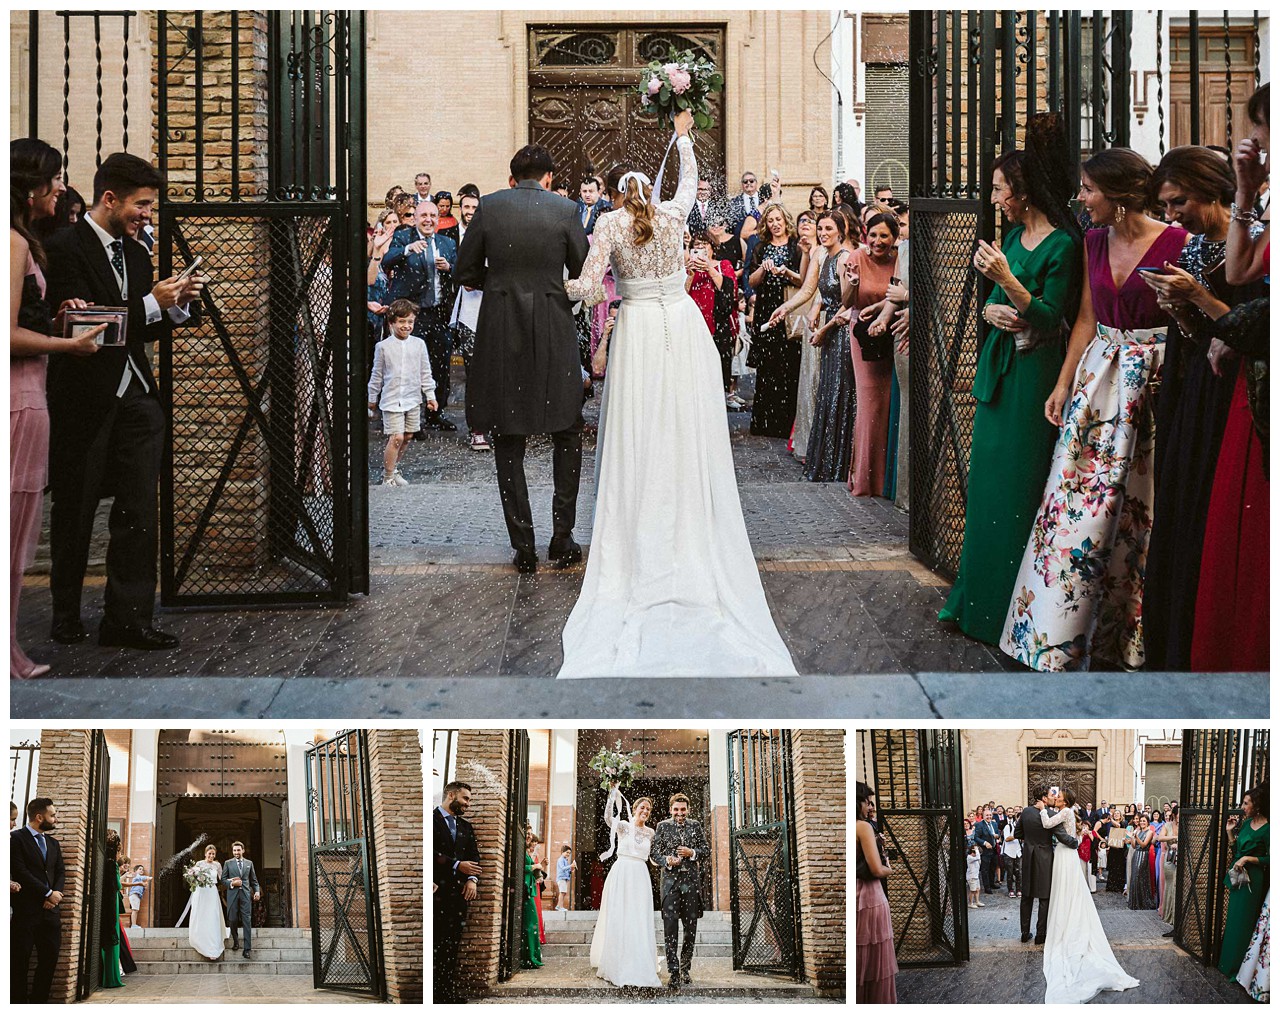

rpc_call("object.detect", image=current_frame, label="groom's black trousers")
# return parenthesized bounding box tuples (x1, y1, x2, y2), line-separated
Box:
(1020, 889, 1051, 942)
(492, 419, 583, 555)
(662, 888, 700, 979)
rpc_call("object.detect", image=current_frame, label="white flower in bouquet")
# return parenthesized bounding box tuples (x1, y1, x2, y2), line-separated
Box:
(587, 740, 645, 792)
(637, 47, 724, 131)
(183, 862, 217, 892)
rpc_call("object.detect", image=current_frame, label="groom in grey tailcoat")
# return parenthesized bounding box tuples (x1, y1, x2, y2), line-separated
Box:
(1014, 785, 1078, 945)
(455, 144, 590, 575)
(222, 841, 260, 959)
(651, 793, 710, 990)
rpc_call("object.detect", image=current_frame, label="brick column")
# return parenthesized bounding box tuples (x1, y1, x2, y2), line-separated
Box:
(367, 729, 424, 1004)
(27, 729, 94, 1004)
(149, 12, 274, 586)
(791, 729, 847, 997)
(450, 730, 512, 1000)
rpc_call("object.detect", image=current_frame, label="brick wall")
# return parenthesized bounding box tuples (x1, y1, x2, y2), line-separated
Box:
(27, 730, 94, 1004)
(367, 729, 425, 1004)
(128, 820, 154, 928)
(450, 730, 512, 999)
(791, 729, 846, 997)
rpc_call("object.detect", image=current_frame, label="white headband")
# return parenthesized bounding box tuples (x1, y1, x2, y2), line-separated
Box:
(617, 171, 652, 201)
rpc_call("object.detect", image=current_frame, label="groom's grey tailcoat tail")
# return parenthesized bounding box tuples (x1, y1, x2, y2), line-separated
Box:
(454, 181, 590, 436)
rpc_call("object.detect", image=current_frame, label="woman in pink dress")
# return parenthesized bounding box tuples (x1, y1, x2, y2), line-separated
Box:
(10, 138, 102, 679)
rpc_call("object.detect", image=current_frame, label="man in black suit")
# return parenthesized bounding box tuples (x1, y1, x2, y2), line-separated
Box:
(651, 794, 710, 990)
(1014, 785, 1079, 944)
(385, 200, 458, 432)
(973, 806, 1000, 895)
(456, 144, 590, 574)
(434, 781, 481, 1004)
(44, 152, 202, 650)
(573, 176, 607, 237)
(687, 177, 717, 235)
(11, 798, 67, 1003)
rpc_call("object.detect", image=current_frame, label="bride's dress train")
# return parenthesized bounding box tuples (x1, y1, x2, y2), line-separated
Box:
(559, 134, 797, 678)
(1040, 807, 1139, 1003)
(590, 788, 662, 987)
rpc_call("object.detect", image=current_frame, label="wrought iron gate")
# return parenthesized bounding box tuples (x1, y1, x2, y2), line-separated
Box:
(498, 730, 531, 982)
(305, 730, 385, 999)
(76, 731, 112, 1001)
(859, 729, 967, 966)
(1174, 729, 1269, 967)
(727, 730, 802, 978)
(153, 11, 368, 605)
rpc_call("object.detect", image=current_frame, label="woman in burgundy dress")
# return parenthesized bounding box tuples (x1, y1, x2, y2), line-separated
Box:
(10, 138, 102, 679)
(1002, 148, 1186, 671)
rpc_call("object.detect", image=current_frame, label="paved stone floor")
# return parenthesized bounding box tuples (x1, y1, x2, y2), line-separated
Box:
(474, 956, 835, 1004)
(12, 367, 1269, 720)
(81, 973, 370, 1004)
(896, 887, 1252, 1004)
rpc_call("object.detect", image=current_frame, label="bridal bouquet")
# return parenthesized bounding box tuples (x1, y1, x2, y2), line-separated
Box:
(183, 863, 217, 891)
(587, 741, 644, 792)
(637, 47, 724, 130)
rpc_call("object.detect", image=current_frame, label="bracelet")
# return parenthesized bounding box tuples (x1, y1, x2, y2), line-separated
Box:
(1230, 203, 1259, 223)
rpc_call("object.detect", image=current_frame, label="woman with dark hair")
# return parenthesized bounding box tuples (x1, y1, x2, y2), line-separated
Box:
(10, 139, 102, 680)
(1002, 147, 1186, 671)
(856, 782, 897, 1003)
(1139, 146, 1244, 670)
(845, 211, 901, 496)
(34, 185, 84, 237)
(1191, 83, 1270, 673)
(1220, 782, 1269, 985)
(767, 210, 856, 481)
(809, 185, 829, 212)
(832, 182, 859, 210)
(1155, 803, 1179, 924)
(790, 210, 822, 456)
(747, 203, 803, 437)
(102, 829, 125, 988)
(940, 114, 1082, 645)
(1128, 815, 1159, 910)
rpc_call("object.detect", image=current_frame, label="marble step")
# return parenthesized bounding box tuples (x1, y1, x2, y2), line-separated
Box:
(129, 945, 313, 963)
(131, 959, 312, 976)
(540, 941, 734, 959)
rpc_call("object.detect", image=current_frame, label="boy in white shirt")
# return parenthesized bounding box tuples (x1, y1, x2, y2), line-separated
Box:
(368, 299, 437, 486)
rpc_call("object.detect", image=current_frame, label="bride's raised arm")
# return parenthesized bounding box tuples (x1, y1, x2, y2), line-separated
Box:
(602, 784, 627, 834)
(1040, 806, 1071, 829)
(659, 134, 698, 221)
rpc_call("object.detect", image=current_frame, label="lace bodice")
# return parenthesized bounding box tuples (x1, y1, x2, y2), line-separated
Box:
(196, 860, 222, 881)
(1041, 805, 1077, 842)
(601, 787, 655, 861)
(566, 135, 698, 306)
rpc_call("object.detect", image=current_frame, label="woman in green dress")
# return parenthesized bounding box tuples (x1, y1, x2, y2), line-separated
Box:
(520, 831, 544, 969)
(940, 113, 1082, 644)
(101, 830, 124, 988)
(1219, 782, 1269, 981)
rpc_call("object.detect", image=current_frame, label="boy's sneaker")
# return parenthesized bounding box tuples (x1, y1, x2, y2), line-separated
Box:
(391, 470, 410, 486)
(470, 432, 491, 452)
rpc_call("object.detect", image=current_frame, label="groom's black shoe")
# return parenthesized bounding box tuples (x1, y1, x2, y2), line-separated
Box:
(513, 550, 538, 574)
(547, 538, 582, 569)
(99, 621, 180, 651)
(243, 950, 253, 960)
(1020, 933, 1033, 943)
(50, 618, 89, 644)
(667, 975, 681, 991)
(1033, 936, 1046, 946)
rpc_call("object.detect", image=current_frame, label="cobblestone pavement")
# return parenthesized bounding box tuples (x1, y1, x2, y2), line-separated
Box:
(896, 888, 1252, 1004)
(13, 363, 1270, 718)
(475, 956, 832, 1003)
(80, 973, 367, 1004)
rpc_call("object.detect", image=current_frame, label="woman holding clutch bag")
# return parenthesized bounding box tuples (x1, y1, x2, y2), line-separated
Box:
(9, 138, 102, 680)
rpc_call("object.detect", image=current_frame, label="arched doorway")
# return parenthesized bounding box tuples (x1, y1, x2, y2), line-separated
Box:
(153, 729, 292, 928)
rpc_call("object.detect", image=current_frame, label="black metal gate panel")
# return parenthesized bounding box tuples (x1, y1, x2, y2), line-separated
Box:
(727, 730, 802, 978)
(76, 731, 111, 1001)
(498, 730, 531, 982)
(1174, 729, 1269, 967)
(860, 729, 967, 967)
(154, 10, 368, 605)
(305, 730, 385, 998)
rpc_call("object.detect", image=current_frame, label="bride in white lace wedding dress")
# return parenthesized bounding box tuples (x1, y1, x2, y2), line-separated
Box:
(559, 111, 797, 678)
(1040, 798, 1139, 1003)
(590, 786, 662, 987)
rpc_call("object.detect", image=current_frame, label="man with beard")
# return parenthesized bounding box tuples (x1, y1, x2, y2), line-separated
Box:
(434, 782, 481, 1003)
(651, 794, 710, 990)
(450, 193, 489, 451)
(11, 799, 67, 1002)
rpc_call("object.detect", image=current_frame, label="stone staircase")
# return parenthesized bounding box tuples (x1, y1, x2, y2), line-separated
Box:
(126, 927, 312, 975)
(539, 909, 732, 959)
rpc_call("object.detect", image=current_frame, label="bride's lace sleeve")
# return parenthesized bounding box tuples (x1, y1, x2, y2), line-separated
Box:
(657, 135, 697, 220)
(1040, 807, 1073, 831)
(565, 219, 613, 306)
